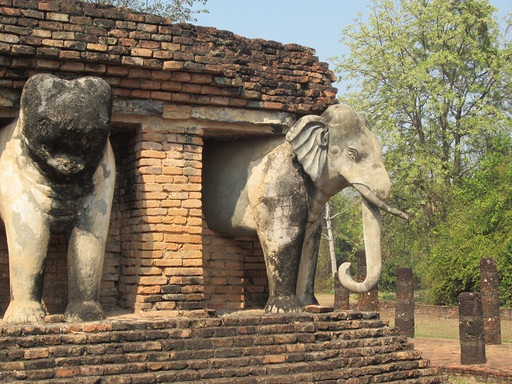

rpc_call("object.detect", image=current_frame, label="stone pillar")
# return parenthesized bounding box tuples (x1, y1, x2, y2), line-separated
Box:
(357, 250, 379, 311)
(480, 258, 501, 344)
(395, 267, 415, 337)
(334, 272, 350, 310)
(459, 292, 486, 365)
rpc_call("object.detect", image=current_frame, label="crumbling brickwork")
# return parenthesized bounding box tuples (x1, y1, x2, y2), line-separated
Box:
(0, 0, 338, 314)
(0, 0, 337, 113)
(0, 311, 445, 383)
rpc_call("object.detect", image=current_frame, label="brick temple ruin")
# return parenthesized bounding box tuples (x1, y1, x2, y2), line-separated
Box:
(0, 0, 338, 316)
(0, 3, 450, 382)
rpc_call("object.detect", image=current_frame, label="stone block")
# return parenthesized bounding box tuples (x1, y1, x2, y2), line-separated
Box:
(459, 292, 486, 365)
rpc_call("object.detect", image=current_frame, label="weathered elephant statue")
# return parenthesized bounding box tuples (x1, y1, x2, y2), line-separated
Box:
(0, 74, 115, 323)
(203, 104, 408, 313)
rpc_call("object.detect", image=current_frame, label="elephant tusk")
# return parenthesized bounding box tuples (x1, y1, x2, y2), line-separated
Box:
(352, 183, 409, 220)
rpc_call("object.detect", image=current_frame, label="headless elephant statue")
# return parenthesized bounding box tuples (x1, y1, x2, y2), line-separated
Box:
(203, 104, 408, 313)
(0, 74, 115, 323)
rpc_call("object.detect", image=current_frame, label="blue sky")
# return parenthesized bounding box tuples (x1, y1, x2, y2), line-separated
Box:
(194, 0, 512, 70)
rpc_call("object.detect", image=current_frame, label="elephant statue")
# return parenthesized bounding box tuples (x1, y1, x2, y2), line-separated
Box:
(0, 74, 115, 323)
(203, 104, 408, 313)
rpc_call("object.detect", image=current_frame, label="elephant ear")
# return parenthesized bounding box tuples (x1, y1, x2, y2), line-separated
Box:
(286, 115, 328, 184)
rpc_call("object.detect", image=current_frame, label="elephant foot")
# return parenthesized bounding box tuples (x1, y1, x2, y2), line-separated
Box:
(297, 293, 319, 307)
(65, 300, 106, 322)
(3, 300, 46, 323)
(265, 295, 303, 313)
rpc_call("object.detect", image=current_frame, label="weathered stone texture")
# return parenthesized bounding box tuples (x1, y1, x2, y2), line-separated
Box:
(0, 0, 337, 114)
(395, 267, 415, 337)
(0, 311, 445, 383)
(459, 292, 486, 365)
(480, 258, 501, 344)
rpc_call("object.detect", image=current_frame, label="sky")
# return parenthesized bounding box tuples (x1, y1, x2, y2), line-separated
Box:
(194, 0, 512, 78)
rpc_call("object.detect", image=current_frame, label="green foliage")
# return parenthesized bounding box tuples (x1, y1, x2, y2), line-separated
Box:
(334, 0, 512, 304)
(86, 0, 208, 21)
(427, 134, 512, 306)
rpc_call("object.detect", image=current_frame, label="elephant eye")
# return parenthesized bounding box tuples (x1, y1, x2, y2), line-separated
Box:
(346, 147, 359, 162)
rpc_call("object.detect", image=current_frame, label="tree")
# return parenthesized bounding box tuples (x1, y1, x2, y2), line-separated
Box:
(87, 0, 208, 21)
(427, 133, 512, 306)
(335, 0, 512, 299)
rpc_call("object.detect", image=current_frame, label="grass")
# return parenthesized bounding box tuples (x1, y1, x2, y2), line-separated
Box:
(384, 313, 512, 342)
(316, 293, 512, 342)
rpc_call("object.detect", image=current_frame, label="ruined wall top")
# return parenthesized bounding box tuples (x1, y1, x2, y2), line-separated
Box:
(0, 0, 338, 115)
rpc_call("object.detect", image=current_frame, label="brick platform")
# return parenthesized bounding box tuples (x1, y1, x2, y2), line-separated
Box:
(0, 311, 446, 383)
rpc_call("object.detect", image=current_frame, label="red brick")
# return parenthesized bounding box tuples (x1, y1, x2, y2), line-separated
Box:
(163, 60, 183, 70)
(131, 89, 151, 98)
(87, 42, 107, 52)
(122, 56, 144, 66)
(24, 348, 49, 359)
(107, 65, 129, 76)
(151, 91, 172, 101)
(132, 47, 153, 57)
(59, 51, 81, 60)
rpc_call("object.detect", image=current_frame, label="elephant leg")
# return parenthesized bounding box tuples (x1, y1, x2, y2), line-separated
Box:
(253, 196, 308, 313)
(64, 144, 114, 322)
(3, 210, 49, 323)
(64, 226, 107, 322)
(258, 230, 304, 313)
(296, 219, 322, 306)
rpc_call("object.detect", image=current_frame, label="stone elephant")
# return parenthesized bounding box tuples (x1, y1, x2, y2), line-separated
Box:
(0, 74, 115, 323)
(203, 104, 407, 313)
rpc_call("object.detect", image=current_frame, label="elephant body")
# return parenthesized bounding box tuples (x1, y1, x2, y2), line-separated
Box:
(204, 138, 319, 311)
(0, 74, 115, 323)
(203, 104, 408, 313)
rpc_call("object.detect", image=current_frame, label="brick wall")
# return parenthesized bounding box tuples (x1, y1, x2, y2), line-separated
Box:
(203, 232, 267, 313)
(0, 0, 339, 315)
(0, 0, 337, 113)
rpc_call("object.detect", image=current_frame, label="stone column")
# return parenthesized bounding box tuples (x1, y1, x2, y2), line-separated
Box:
(480, 258, 501, 344)
(395, 267, 414, 337)
(357, 250, 379, 311)
(459, 292, 486, 365)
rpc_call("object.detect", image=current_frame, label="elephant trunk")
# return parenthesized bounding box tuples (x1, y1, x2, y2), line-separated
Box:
(338, 198, 382, 293)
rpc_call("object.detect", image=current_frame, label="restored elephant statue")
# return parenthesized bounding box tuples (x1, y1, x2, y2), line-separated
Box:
(0, 74, 115, 323)
(203, 104, 407, 313)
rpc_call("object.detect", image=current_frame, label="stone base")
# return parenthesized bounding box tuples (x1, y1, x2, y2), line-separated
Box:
(0, 310, 446, 383)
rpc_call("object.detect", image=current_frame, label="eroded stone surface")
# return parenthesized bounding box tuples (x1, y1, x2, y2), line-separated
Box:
(203, 104, 405, 312)
(0, 74, 115, 323)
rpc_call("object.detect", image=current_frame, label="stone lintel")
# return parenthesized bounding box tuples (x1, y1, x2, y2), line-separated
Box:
(112, 104, 296, 137)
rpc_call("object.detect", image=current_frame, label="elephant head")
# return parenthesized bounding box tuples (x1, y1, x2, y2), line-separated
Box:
(287, 104, 407, 294)
(19, 74, 112, 181)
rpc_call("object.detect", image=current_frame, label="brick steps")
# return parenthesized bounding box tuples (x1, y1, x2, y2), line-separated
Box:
(0, 311, 446, 383)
